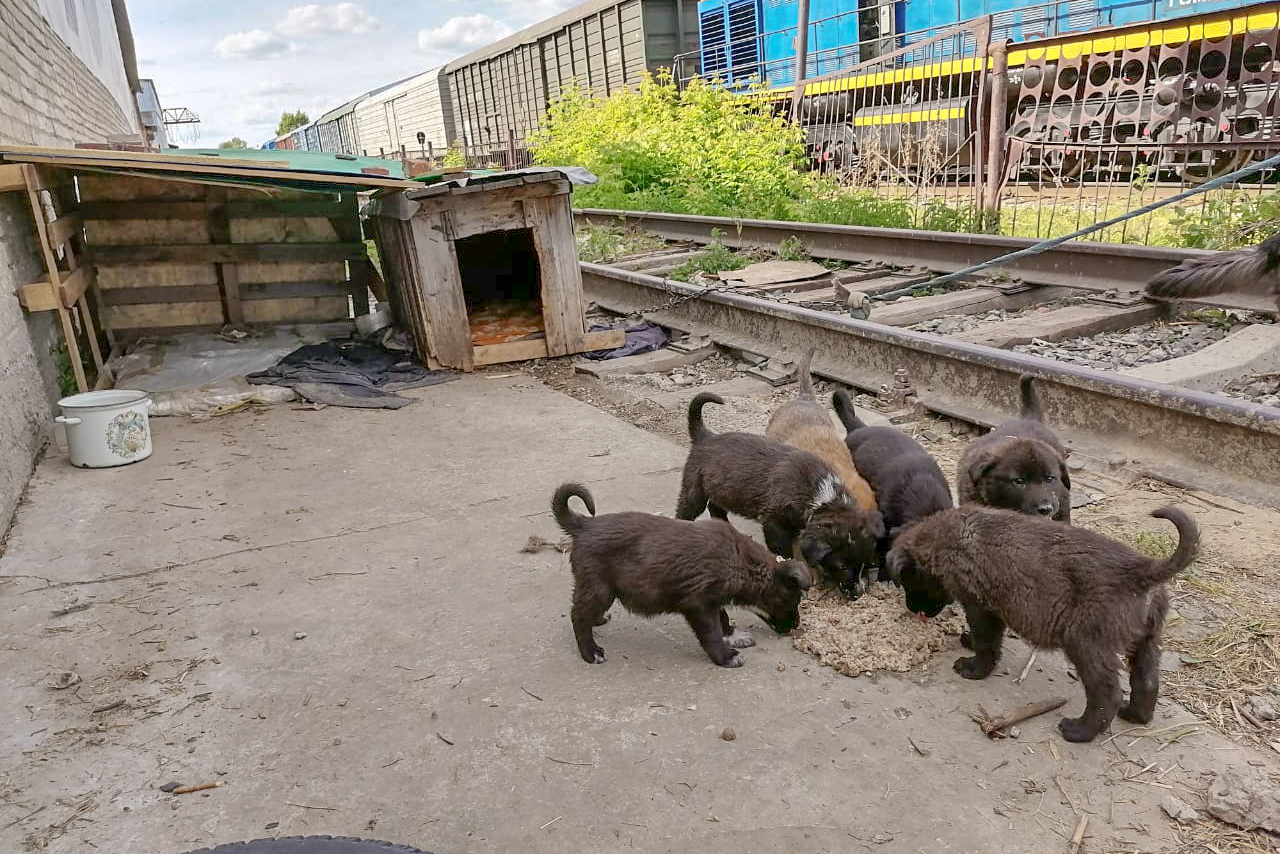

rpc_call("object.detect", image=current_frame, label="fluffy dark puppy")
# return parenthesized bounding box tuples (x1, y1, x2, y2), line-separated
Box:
(832, 389, 953, 540)
(956, 375, 1071, 522)
(553, 483, 812, 668)
(884, 505, 1198, 742)
(676, 392, 885, 590)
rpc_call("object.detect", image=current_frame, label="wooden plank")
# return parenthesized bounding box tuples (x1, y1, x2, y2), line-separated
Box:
(57, 209, 103, 370)
(7, 153, 419, 189)
(226, 199, 351, 218)
(17, 281, 59, 311)
(103, 301, 224, 328)
(98, 285, 222, 305)
(46, 211, 82, 250)
(0, 163, 25, 192)
(56, 305, 88, 392)
(1, 144, 273, 168)
(205, 187, 243, 325)
(89, 242, 366, 264)
(449, 199, 526, 240)
(407, 179, 569, 215)
(472, 336, 549, 366)
(523, 194, 586, 357)
(58, 264, 93, 307)
(242, 296, 349, 324)
(408, 212, 472, 371)
(476, 327, 625, 366)
(243, 281, 347, 300)
(76, 295, 105, 370)
(80, 200, 207, 220)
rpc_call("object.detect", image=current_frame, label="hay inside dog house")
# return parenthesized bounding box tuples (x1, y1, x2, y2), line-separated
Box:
(367, 170, 622, 370)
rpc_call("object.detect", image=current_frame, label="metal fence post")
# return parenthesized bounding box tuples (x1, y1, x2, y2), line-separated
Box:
(789, 0, 811, 122)
(982, 41, 1009, 232)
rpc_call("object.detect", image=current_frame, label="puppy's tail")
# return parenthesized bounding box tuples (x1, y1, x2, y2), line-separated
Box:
(1144, 233, 1280, 302)
(831, 388, 866, 432)
(1018, 374, 1043, 421)
(687, 392, 725, 443)
(552, 482, 595, 537)
(1139, 507, 1200, 587)
(795, 348, 818, 400)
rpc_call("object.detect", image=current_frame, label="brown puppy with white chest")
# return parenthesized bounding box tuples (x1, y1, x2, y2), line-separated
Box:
(767, 348, 878, 513)
(677, 393, 885, 590)
(553, 483, 812, 668)
(956, 374, 1071, 522)
(884, 505, 1198, 742)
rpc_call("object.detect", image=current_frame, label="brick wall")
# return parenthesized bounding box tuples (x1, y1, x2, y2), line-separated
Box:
(0, 0, 138, 532)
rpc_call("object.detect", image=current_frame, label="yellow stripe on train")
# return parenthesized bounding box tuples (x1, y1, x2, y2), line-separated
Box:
(759, 7, 1277, 100)
(851, 107, 966, 126)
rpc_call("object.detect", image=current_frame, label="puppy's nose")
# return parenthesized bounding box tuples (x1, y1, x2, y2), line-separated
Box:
(1035, 502, 1056, 516)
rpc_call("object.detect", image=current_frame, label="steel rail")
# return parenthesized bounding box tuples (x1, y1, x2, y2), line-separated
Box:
(575, 209, 1276, 313)
(580, 262, 1280, 507)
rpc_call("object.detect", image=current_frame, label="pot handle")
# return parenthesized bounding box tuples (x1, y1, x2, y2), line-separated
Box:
(54, 415, 81, 425)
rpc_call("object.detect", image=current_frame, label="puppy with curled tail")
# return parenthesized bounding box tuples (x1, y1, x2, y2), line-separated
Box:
(884, 505, 1198, 742)
(678, 392, 884, 592)
(552, 483, 812, 668)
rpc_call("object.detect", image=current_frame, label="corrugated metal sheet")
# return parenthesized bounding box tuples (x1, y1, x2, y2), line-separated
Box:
(445, 0, 694, 150)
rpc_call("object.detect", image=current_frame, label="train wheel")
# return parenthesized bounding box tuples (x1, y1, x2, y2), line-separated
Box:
(1178, 150, 1248, 185)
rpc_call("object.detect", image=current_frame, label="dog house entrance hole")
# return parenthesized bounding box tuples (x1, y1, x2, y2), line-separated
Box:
(455, 228, 544, 347)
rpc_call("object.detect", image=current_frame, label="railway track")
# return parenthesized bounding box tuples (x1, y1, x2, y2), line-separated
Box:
(573, 211, 1280, 507)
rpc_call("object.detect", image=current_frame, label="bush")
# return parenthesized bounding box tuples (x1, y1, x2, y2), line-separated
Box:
(1168, 190, 1280, 250)
(531, 73, 807, 219)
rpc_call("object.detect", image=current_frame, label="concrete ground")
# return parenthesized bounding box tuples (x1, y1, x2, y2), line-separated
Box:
(1, 373, 1275, 854)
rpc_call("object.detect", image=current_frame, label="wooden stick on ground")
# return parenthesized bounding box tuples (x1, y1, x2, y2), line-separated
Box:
(973, 697, 1068, 737)
(1068, 814, 1088, 853)
(1014, 650, 1038, 684)
(172, 781, 224, 795)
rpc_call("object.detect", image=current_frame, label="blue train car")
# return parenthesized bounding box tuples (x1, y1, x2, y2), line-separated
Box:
(698, 0, 1252, 88)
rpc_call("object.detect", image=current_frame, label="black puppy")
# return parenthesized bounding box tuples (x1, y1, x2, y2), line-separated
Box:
(832, 389, 953, 540)
(676, 393, 885, 591)
(956, 375, 1071, 522)
(552, 483, 812, 668)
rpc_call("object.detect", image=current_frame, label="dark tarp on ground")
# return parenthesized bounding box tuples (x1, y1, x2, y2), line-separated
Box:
(581, 321, 670, 360)
(247, 341, 456, 409)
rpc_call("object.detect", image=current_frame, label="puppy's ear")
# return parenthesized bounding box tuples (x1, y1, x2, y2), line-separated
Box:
(800, 538, 831, 569)
(883, 547, 910, 583)
(866, 510, 886, 540)
(1058, 457, 1072, 491)
(777, 561, 813, 591)
(966, 450, 1000, 487)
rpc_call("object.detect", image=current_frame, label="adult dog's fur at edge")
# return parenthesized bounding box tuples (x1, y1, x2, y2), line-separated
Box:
(884, 505, 1199, 742)
(1144, 232, 1280, 314)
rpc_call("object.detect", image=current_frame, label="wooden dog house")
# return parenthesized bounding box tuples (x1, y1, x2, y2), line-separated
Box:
(367, 171, 622, 370)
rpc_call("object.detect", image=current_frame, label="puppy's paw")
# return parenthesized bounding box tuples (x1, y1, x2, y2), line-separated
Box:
(580, 647, 607, 664)
(593, 612, 611, 626)
(717, 653, 744, 668)
(953, 655, 992, 680)
(1117, 702, 1154, 725)
(959, 631, 973, 650)
(726, 630, 755, 649)
(1057, 716, 1100, 743)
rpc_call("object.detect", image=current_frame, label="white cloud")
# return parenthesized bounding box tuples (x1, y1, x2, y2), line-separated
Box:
(214, 30, 292, 61)
(277, 3, 379, 37)
(417, 14, 513, 59)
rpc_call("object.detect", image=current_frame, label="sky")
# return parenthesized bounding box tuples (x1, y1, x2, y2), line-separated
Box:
(126, 1, 579, 147)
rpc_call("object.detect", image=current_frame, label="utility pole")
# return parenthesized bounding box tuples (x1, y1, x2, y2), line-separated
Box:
(789, 0, 811, 121)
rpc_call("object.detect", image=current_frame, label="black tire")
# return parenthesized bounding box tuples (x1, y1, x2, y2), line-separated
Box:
(174, 837, 436, 854)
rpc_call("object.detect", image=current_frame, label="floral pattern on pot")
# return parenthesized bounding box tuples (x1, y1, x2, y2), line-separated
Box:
(105, 410, 148, 459)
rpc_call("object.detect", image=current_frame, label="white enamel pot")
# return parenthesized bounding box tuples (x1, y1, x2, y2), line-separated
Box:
(54, 389, 153, 468)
